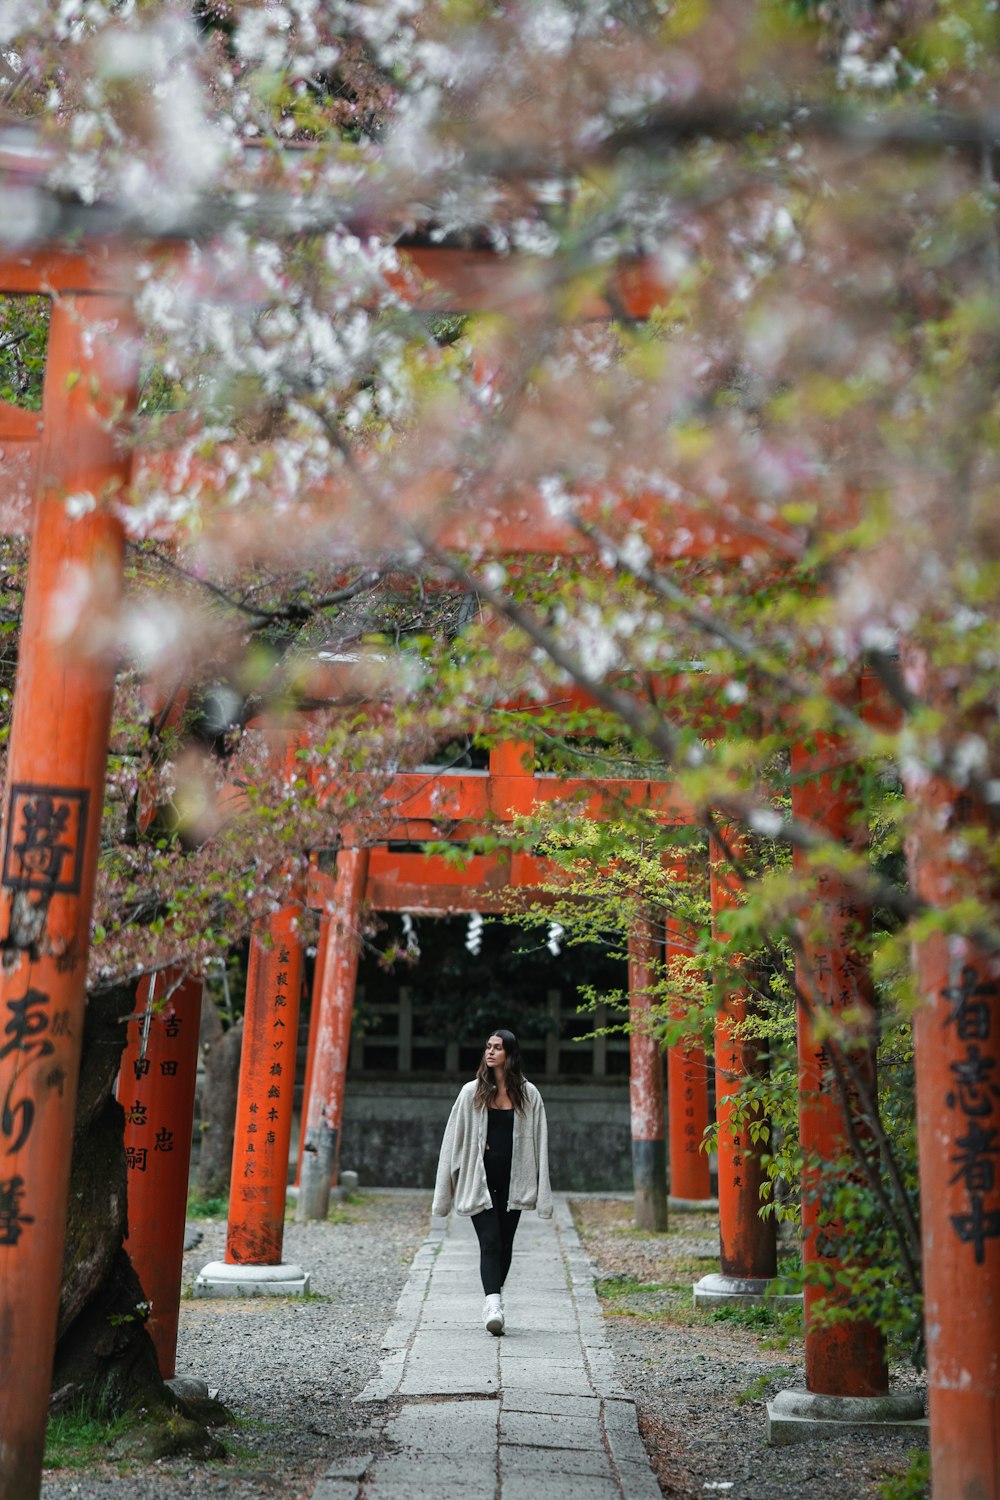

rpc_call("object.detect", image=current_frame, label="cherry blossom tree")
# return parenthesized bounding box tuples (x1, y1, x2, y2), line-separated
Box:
(1, 0, 1000, 1480)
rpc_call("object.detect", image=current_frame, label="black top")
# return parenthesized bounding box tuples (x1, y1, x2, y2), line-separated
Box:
(485, 1107, 514, 1169)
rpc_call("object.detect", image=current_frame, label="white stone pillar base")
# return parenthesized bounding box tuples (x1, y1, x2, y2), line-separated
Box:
(692, 1271, 802, 1309)
(192, 1260, 310, 1298)
(766, 1387, 927, 1445)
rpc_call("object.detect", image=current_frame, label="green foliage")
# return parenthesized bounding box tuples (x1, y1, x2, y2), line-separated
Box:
(107, 1299, 152, 1329)
(44, 1404, 134, 1470)
(595, 1273, 667, 1298)
(593, 1272, 677, 1320)
(496, 710, 924, 1368)
(325, 1191, 364, 1224)
(186, 1191, 228, 1219)
(0, 295, 48, 410)
(708, 1302, 801, 1336)
(876, 1449, 931, 1500)
(137, 362, 185, 417)
(733, 1367, 797, 1406)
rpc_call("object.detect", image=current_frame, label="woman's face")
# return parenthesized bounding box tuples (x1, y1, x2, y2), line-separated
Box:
(484, 1034, 506, 1069)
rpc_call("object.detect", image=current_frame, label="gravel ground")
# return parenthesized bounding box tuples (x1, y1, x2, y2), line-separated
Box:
(569, 1198, 928, 1500)
(41, 1192, 929, 1500)
(41, 1190, 431, 1500)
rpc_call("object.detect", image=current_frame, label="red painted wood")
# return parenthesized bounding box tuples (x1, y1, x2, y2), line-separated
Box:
(488, 740, 537, 817)
(363, 878, 555, 915)
(428, 481, 770, 562)
(904, 647, 1000, 1498)
(119, 971, 202, 1377)
(0, 222, 669, 316)
(226, 906, 303, 1265)
(0, 291, 136, 1500)
(0, 247, 132, 295)
(0, 402, 43, 442)
(298, 848, 369, 1219)
(378, 769, 696, 824)
(791, 732, 887, 1398)
(711, 832, 777, 1281)
(665, 915, 712, 1202)
(394, 246, 672, 319)
(221, 764, 695, 836)
(17, 440, 780, 562)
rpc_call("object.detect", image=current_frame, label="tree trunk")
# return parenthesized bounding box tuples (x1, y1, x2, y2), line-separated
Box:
(50, 981, 228, 1451)
(196, 1001, 243, 1200)
(50, 983, 159, 1409)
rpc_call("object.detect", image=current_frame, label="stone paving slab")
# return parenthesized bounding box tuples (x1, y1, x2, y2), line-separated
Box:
(389, 1398, 499, 1452)
(606, 1422, 661, 1473)
(499, 1364, 595, 1395)
(332, 1194, 659, 1500)
(311, 1482, 358, 1500)
(614, 1459, 669, 1500)
(509, 1276, 575, 1289)
(499, 1445, 615, 1478)
(364, 1456, 498, 1499)
(321, 1454, 373, 1480)
(402, 1331, 490, 1358)
(503, 1320, 580, 1335)
(499, 1409, 607, 1450)
(604, 1397, 644, 1432)
(498, 1334, 584, 1358)
(500, 1474, 622, 1500)
(358, 1349, 405, 1401)
(398, 1365, 499, 1397)
(501, 1390, 603, 1418)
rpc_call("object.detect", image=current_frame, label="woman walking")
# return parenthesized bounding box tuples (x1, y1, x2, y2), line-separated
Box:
(432, 1028, 552, 1335)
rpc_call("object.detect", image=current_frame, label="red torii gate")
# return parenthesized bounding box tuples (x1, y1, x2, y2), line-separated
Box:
(192, 734, 711, 1291)
(0, 232, 994, 1498)
(299, 738, 701, 1233)
(186, 727, 709, 1255)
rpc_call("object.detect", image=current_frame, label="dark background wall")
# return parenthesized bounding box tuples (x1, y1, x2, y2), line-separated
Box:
(339, 1078, 633, 1192)
(336, 912, 636, 1190)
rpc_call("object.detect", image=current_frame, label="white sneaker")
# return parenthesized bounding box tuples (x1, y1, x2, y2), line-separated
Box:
(483, 1294, 504, 1336)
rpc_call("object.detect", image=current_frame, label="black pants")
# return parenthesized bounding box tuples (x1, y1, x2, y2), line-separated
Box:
(472, 1160, 521, 1295)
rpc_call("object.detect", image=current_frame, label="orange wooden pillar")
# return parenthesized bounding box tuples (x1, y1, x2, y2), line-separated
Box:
(767, 731, 922, 1441)
(0, 290, 136, 1500)
(629, 910, 668, 1231)
(695, 831, 777, 1304)
(294, 955, 323, 1188)
(119, 971, 202, 1376)
(194, 904, 308, 1294)
(665, 914, 713, 1205)
(489, 739, 536, 817)
(790, 735, 887, 1397)
(297, 846, 369, 1221)
(905, 675, 1000, 1493)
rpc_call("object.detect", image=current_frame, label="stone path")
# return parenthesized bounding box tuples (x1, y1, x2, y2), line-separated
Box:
(310, 1195, 660, 1500)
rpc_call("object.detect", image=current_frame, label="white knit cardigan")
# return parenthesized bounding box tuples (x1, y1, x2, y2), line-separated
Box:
(431, 1078, 553, 1219)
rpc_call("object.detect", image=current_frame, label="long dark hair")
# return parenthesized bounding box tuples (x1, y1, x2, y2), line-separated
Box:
(474, 1028, 527, 1114)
